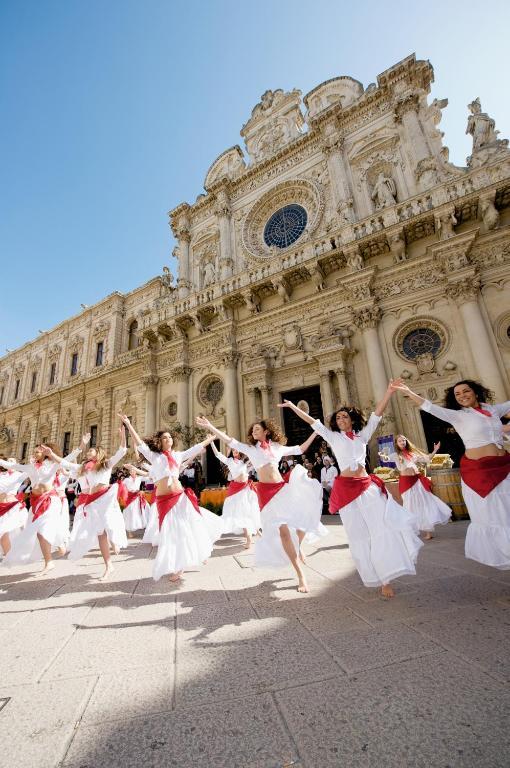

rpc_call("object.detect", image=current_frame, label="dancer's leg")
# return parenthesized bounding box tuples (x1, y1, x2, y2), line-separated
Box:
(279, 524, 308, 592)
(37, 533, 54, 574)
(0, 533, 11, 555)
(98, 531, 114, 580)
(297, 529, 306, 564)
(243, 527, 252, 549)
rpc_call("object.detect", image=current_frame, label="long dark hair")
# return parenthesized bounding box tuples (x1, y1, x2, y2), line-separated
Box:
(247, 418, 286, 446)
(329, 406, 366, 433)
(444, 380, 494, 410)
(145, 430, 172, 453)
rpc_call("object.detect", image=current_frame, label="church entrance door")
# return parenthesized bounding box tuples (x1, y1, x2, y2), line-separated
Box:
(279, 385, 323, 454)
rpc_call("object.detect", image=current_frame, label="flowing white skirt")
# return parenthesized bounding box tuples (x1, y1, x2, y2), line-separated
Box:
(142, 503, 159, 546)
(59, 496, 71, 545)
(68, 485, 128, 561)
(340, 484, 423, 587)
(401, 482, 451, 532)
(153, 494, 223, 581)
(463, 475, 510, 569)
(0, 502, 28, 538)
(3, 496, 64, 565)
(255, 465, 327, 568)
(123, 497, 147, 531)
(221, 486, 261, 536)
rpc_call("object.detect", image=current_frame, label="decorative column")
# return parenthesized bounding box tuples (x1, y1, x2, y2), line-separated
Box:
(214, 187, 233, 280)
(394, 91, 430, 167)
(333, 364, 351, 406)
(101, 386, 113, 452)
(259, 385, 272, 418)
(171, 204, 192, 298)
(222, 352, 241, 438)
(142, 375, 159, 435)
(446, 278, 508, 400)
(246, 387, 257, 425)
(352, 305, 389, 404)
(321, 132, 354, 221)
(171, 365, 192, 427)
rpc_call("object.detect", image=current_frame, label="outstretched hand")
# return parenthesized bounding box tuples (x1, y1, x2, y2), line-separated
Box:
(277, 399, 294, 409)
(390, 379, 411, 394)
(118, 413, 130, 425)
(196, 415, 211, 429)
(80, 432, 91, 448)
(433, 441, 441, 451)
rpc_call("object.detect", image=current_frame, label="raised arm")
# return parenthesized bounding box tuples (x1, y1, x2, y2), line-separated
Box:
(0, 459, 28, 472)
(118, 414, 143, 448)
(277, 400, 315, 425)
(210, 440, 229, 466)
(195, 415, 233, 444)
(373, 379, 402, 416)
(180, 434, 215, 464)
(298, 431, 319, 454)
(123, 463, 149, 477)
(108, 428, 128, 469)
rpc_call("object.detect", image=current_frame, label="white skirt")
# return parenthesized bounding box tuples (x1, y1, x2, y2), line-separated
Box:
(3, 496, 64, 565)
(142, 503, 160, 546)
(255, 465, 327, 569)
(401, 481, 451, 532)
(68, 485, 127, 561)
(123, 497, 147, 531)
(462, 475, 510, 569)
(0, 501, 28, 538)
(340, 483, 423, 587)
(59, 496, 71, 545)
(153, 494, 223, 580)
(221, 485, 261, 536)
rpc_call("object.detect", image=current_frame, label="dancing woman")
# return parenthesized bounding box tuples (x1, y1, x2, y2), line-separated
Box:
(0, 460, 28, 556)
(279, 381, 423, 598)
(119, 416, 222, 582)
(383, 436, 450, 539)
(0, 442, 75, 573)
(59, 425, 128, 579)
(394, 379, 510, 568)
(210, 442, 261, 548)
(196, 415, 326, 593)
(122, 464, 149, 532)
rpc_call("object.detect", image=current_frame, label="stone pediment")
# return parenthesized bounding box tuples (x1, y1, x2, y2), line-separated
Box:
(304, 76, 364, 119)
(348, 128, 399, 162)
(204, 146, 246, 190)
(241, 89, 305, 165)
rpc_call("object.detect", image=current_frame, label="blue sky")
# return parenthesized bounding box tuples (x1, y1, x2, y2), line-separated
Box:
(1, 0, 509, 352)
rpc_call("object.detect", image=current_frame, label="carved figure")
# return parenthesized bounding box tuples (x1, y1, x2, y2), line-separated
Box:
(202, 260, 216, 288)
(161, 266, 175, 293)
(466, 98, 500, 152)
(371, 173, 397, 209)
(389, 232, 407, 263)
(347, 251, 364, 272)
(436, 211, 457, 240)
(480, 198, 499, 230)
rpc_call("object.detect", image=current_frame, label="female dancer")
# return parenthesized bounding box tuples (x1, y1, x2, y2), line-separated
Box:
(279, 381, 423, 598)
(196, 415, 326, 593)
(0, 443, 71, 573)
(394, 379, 510, 568)
(121, 463, 149, 533)
(0, 460, 28, 556)
(119, 416, 222, 582)
(210, 442, 261, 548)
(141, 460, 160, 547)
(59, 425, 128, 579)
(384, 436, 450, 540)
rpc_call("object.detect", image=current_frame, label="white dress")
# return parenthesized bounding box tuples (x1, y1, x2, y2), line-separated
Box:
(0, 469, 28, 539)
(228, 438, 327, 568)
(311, 416, 423, 588)
(211, 445, 261, 536)
(122, 475, 147, 531)
(391, 451, 451, 532)
(137, 442, 223, 580)
(142, 461, 160, 546)
(421, 399, 510, 568)
(61, 447, 128, 560)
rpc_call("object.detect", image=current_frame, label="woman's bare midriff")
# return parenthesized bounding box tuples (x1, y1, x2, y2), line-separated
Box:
(340, 466, 368, 478)
(400, 468, 418, 476)
(257, 464, 284, 483)
(464, 444, 506, 460)
(90, 483, 110, 494)
(155, 478, 183, 496)
(0, 493, 17, 503)
(32, 484, 54, 496)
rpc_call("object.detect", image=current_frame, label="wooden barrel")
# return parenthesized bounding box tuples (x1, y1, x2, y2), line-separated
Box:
(430, 468, 469, 520)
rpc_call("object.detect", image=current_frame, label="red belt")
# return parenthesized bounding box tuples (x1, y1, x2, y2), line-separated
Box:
(30, 490, 58, 522)
(156, 488, 201, 529)
(254, 481, 286, 511)
(329, 474, 387, 514)
(460, 453, 510, 498)
(125, 490, 148, 509)
(0, 499, 22, 517)
(76, 486, 111, 516)
(399, 474, 432, 494)
(227, 479, 255, 498)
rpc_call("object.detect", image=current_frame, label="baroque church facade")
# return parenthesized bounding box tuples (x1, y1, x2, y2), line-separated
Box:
(1, 54, 510, 474)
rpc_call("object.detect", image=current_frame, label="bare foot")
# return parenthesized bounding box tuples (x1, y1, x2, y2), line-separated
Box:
(423, 532, 434, 540)
(169, 571, 183, 583)
(37, 561, 55, 576)
(299, 550, 307, 565)
(99, 563, 114, 581)
(297, 575, 309, 593)
(111, 545, 120, 555)
(57, 546, 67, 557)
(381, 584, 395, 598)
(244, 538, 252, 549)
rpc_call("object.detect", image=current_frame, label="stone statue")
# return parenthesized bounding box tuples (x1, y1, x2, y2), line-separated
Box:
(161, 266, 175, 294)
(202, 260, 216, 288)
(480, 197, 499, 230)
(371, 173, 397, 209)
(466, 98, 499, 152)
(436, 211, 457, 240)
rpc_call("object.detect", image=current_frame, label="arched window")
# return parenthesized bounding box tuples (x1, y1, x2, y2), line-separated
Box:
(128, 320, 139, 351)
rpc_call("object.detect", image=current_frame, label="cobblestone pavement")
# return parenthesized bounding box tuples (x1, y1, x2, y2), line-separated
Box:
(1, 519, 509, 768)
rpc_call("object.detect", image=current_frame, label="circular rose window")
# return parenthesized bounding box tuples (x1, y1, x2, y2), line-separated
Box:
(402, 328, 442, 360)
(263, 204, 307, 249)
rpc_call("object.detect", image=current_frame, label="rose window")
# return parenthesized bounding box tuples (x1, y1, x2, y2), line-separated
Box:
(198, 375, 224, 412)
(263, 204, 307, 249)
(402, 328, 442, 360)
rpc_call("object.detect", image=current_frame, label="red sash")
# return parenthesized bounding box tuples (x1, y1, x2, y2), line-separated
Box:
(76, 486, 111, 516)
(460, 453, 510, 498)
(125, 490, 148, 509)
(0, 500, 21, 517)
(227, 479, 254, 498)
(399, 474, 432, 494)
(255, 481, 286, 511)
(329, 474, 387, 514)
(30, 490, 58, 522)
(156, 487, 201, 528)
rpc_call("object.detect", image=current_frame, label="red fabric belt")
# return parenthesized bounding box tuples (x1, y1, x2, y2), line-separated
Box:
(227, 479, 254, 498)
(255, 481, 286, 511)
(0, 500, 21, 517)
(399, 474, 432, 494)
(76, 486, 111, 516)
(30, 490, 58, 522)
(329, 474, 387, 514)
(156, 487, 201, 529)
(460, 453, 510, 498)
(124, 490, 148, 509)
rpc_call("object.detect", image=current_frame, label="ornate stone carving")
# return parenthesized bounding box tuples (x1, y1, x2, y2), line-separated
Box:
(445, 276, 481, 304)
(393, 317, 449, 362)
(204, 146, 246, 189)
(141, 375, 159, 387)
(435, 210, 457, 240)
(221, 351, 241, 369)
(388, 231, 407, 263)
(48, 344, 62, 360)
(478, 193, 499, 231)
(69, 335, 84, 354)
(92, 320, 110, 340)
(282, 323, 303, 352)
(197, 374, 224, 416)
(371, 172, 397, 210)
(351, 305, 382, 330)
(241, 89, 305, 164)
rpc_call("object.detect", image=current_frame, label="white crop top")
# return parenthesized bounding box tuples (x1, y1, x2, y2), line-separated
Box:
(420, 400, 510, 449)
(389, 451, 428, 473)
(0, 458, 60, 486)
(137, 442, 204, 483)
(212, 445, 249, 482)
(228, 439, 301, 473)
(311, 413, 381, 472)
(0, 469, 27, 495)
(124, 475, 143, 492)
(61, 446, 127, 491)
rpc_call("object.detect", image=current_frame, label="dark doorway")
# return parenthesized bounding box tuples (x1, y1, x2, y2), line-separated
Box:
(205, 440, 224, 486)
(420, 410, 464, 467)
(280, 385, 323, 457)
